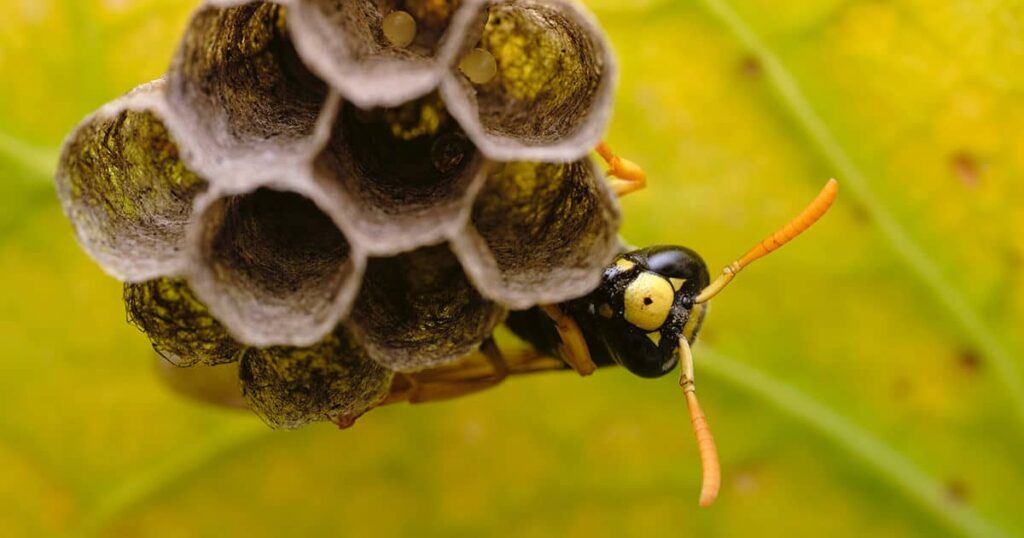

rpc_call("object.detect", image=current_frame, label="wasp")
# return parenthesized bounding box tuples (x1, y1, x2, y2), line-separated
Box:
(334, 142, 839, 507)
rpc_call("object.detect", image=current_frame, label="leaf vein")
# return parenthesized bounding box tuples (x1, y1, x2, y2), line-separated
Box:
(702, 348, 1009, 538)
(697, 0, 1024, 430)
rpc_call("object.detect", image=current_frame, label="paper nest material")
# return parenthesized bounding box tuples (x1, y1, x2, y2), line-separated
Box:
(56, 0, 620, 429)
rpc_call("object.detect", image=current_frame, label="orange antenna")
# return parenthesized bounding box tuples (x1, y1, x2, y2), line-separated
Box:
(679, 337, 720, 507)
(695, 179, 838, 304)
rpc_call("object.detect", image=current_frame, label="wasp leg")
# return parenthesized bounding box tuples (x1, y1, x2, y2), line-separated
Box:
(330, 349, 564, 426)
(480, 337, 509, 379)
(374, 340, 510, 405)
(540, 304, 597, 376)
(404, 338, 509, 403)
(420, 350, 566, 381)
(596, 141, 647, 197)
(395, 348, 567, 404)
(378, 373, 420, 406)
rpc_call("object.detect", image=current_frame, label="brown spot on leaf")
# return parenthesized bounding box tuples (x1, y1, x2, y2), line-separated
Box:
(958, 350, 982, 372)
(848, 203, 869, 223)
(1007, 247, 1022, 270)
(945, 478, 969, 504)
(951, 152, 981, 187)
(731, 463, 762, 495)
(891, 376, 912, 401)
(740, 55, 762, 77)
(733, 471, 759, 494)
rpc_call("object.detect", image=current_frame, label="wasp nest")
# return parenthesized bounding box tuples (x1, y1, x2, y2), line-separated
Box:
(55, 0, 620, 429)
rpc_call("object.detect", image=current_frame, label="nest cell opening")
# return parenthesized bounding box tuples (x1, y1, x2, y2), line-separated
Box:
(443, 0, 614, 160)
(168, 2, 328, 156)
(193, 187, 358, 346)
(350, 243, 505, 372)
(56, 105, 207, 281)
(289, 0, 481, 106)
(239, 327, 394, 429)
(463, 160, 620, 308)
(315, 92, 483, 252)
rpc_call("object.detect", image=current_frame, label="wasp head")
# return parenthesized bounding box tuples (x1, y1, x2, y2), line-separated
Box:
(566, 245, 711, 378)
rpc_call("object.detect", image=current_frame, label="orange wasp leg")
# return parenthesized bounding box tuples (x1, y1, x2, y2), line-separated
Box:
(596, 141, 647, 197)
(402, 339, 510, 404)
(332, 345, 568, 429)
(540, 304, 598, 377)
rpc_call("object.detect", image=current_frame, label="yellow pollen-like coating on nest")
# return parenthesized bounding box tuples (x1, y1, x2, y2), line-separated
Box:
(383, 11, 417, 48)
(623, 272, 674, 332)
(615, 259, 636, 272)
(459, 48, 498, 84)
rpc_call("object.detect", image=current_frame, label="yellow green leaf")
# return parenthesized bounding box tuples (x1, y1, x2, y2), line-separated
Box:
(1, 1, 1021, 537)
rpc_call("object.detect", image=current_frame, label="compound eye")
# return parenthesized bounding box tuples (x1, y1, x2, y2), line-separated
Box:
(623, 272, 675, 332)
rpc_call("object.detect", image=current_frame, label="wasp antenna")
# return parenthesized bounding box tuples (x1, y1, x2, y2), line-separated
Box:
(695, 178, 838, 304)
(679, 338, 720, 507)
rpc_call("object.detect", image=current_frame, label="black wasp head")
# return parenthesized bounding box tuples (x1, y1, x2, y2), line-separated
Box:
(569, 245, 711, 378)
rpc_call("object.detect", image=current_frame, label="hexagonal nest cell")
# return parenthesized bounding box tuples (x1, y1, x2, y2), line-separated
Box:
(456, 159, 621, 309)
(190, 186, 362, 347)
(239, 327, 394, 429)
(167, 1, 329, 160)
(442, 0, 615, 160)
(55, 81, 206, 282)
(289, 0, 485, 107)
(124, 277, 242, 368)
(313, 92, 485, 253)
(56, 0, 626, 427)
(349, 243, 505, 372)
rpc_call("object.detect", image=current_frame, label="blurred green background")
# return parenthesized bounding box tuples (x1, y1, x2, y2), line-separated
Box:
(2, 0, 1024, 536)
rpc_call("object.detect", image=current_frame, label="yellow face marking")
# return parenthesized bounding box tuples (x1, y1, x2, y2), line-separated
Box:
(623, 272, 675, 332)
(670, 277, 686, 291)
(598, 303, 614, 319)
(646, 331, 662, 346)
(615, 258, 636, 272)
